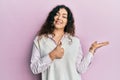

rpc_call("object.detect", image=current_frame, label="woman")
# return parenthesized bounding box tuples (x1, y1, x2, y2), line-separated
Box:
(30, 5, 109, 80)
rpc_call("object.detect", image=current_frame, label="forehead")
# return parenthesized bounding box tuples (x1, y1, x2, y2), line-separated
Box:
(57, 8, 68, 15)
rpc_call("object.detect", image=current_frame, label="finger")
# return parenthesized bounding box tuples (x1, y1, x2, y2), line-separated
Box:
(57, 42, 62, 48)
(103, 41, 109, 45)
(92, 41, 97, 45)
(99, 41, 109, 46)
(93, 41, 97, 44)
(96, 42, 109, 49)
(57, 41, 62, 46)
(94, 41, 97, 43)
(61, 48, 64, 52)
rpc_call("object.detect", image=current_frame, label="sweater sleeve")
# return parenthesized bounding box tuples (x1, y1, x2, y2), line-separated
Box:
(30, 36, 52, 74)
(76, 40, 94, 74)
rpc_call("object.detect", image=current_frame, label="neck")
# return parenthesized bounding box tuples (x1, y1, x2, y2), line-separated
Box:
(53, 29, 64, 37)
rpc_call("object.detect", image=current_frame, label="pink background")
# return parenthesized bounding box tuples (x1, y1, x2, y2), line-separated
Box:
(0, 0, 120, 80)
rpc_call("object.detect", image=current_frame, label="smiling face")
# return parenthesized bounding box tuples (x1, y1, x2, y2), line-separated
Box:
(53, 8, 68, 30)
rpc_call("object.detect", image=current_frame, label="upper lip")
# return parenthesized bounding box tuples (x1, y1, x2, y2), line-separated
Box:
(55, 20, 63, 24)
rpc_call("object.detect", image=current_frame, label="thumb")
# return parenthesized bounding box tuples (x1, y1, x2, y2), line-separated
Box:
(57, 41, 62, 47)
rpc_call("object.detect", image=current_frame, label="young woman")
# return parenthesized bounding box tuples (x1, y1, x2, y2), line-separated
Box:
(30, 5, 109, 80)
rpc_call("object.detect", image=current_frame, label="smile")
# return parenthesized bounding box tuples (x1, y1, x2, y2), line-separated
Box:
(55, 20, 63, 25)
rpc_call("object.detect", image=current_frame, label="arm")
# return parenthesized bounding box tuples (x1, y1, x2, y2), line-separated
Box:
(76, 42, 93, 74)
(76, 40, 109, 74)
(30, 37, 52, 74)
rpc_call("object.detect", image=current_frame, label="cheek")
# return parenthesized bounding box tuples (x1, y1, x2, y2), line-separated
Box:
(53, 17, 57, 23)
(54, 15, 58, 20)
(64, 19, 68, 25)
(54, 16, 57, 21)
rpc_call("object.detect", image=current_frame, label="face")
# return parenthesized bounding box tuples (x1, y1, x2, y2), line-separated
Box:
(53, 8, 68, 30)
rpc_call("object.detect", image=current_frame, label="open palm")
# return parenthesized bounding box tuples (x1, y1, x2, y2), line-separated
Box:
(90, 41, 109, 54)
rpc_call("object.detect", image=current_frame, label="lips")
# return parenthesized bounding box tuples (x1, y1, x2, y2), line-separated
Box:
(55, 20, 63, 25)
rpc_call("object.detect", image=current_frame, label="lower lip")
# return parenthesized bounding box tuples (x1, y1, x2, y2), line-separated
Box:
(56, 22, 61, 25)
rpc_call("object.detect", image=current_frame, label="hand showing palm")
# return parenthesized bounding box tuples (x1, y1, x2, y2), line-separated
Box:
(89, 41, 109, 54)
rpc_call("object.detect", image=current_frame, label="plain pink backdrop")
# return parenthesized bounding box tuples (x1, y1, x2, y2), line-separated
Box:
(0, 0, 120, 80)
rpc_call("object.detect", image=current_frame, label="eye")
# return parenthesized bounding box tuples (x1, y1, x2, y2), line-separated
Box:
(55, 13, 59, 16)
(62, 16, 67, 18)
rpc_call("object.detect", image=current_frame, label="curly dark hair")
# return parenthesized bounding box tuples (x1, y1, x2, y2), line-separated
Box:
(38, 5, 75, 36)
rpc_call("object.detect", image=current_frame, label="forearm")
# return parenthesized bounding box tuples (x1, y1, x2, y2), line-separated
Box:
(76, 52, 93, 74)
(30, 55, 52, 74)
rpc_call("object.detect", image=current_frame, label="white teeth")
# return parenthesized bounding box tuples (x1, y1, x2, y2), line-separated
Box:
(56, 21, 62, 24)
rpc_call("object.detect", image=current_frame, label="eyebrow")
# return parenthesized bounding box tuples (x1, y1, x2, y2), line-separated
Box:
(62, 13, 67, 15)
(57, 12, 67, 15)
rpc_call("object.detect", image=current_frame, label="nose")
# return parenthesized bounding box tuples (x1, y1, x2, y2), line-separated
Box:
(57, 15, 62, 20)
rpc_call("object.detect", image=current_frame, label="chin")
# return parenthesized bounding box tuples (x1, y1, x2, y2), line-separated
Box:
(55, 27, 65, 29)
(54, 25, 65, 29)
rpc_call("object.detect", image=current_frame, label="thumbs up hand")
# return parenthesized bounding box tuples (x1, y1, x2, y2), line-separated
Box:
(49, 42, 64, 61)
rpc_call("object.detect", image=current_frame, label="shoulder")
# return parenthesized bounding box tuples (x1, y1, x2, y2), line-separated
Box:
(33, 35, 49, 48)
(33, 35, 47, 45)
(70, 35, 81, 44)
(34, 34, 47, 41)
(65, 33, 81, 43)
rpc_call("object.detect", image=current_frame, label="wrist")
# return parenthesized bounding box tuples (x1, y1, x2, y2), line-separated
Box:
(89, 47, 96, 55)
